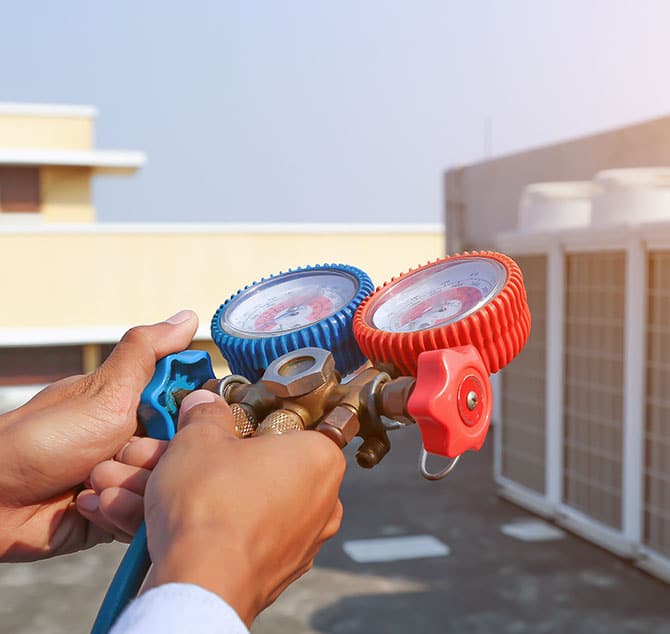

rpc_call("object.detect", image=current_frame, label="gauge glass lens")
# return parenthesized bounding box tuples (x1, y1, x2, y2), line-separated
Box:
(368, 258, 507, 333)
(222, 270, 358, 338)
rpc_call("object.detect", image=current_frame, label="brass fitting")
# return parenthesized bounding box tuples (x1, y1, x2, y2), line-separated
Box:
(230, 403, 258, 438)
(356, 436, 390, 469)
(377, 377, 416, 425)
(256, 408, 305, 435)
(316, 404, 360, 448)
(198, 347, 415, 469)
(261, 347, 335, 398)
(225, 380, 280, 426)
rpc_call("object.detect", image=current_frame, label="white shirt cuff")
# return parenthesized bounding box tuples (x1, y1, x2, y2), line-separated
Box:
(110, 582, 249, 634)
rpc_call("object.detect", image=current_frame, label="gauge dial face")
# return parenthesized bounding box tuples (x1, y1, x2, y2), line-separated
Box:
(367, 257, 507, 333)
(221, 270, 359, 338)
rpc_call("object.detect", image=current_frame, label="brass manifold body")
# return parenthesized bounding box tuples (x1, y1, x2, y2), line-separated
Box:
(184, 347, 416, 469)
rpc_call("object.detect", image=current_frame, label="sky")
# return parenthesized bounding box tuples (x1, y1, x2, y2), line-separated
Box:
(3, 1, 670, 224)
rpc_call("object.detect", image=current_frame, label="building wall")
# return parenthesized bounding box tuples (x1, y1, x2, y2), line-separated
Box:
(40, 166, 94, 222)
(0, 113, 94, 150)
(0, 106, 113, 223)
(0, 224, 444, 332)
(0, 223, 443, 398)
(0, 109, 94, 150)
(445, 115, 670, 252)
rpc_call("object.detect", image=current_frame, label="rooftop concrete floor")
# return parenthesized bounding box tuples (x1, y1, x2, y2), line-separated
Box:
(1, 426, 668, 633)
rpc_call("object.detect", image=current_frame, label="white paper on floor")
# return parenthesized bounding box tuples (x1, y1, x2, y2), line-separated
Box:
(500, 519, 566, 542)
(343, 535, 450, 563)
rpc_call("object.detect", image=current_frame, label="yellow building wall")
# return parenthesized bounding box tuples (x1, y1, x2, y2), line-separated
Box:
(40, 167, 95, 223)
(0, 228, 444, 330)
(78, 339, 228, 381)
(0, 114, 93, 150)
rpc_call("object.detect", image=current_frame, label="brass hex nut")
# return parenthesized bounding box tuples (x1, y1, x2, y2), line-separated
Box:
(379, 377, 416, 425)
(261, 347, 335, 398)
(316, 405, 360, 448)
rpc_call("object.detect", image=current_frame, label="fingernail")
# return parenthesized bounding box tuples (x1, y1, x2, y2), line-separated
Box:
(180, 389, 217, 415)
(116, 442, 131, 463)
(78, 493, 100, 513)
(165, 309, 195, 325)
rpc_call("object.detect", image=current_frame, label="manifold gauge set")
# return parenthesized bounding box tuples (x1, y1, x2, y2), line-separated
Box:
(93, 251, 530, 633)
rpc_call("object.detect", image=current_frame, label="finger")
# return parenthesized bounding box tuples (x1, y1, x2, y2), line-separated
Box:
(177, 390, 236, 436)
(90, 460, 151, 496)
(76, 490, 134, 542)
(93, 310, 199, 408)
(0, 312, 198, 510)
(99, 487, 146, 536)
(301, 430, 347, 478)
(86, 523, 119, 547)
(116, 437, 169, 469)
(317, 499, 344, 543)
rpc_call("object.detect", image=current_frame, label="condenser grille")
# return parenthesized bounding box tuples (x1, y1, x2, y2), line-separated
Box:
(501, 255, 547, 493)
(645, 251, 670, 557)
(563, 252, 624, 529)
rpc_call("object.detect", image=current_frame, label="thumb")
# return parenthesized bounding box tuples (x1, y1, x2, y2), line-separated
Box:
(93, 310, 199, 410)
(0, 311, 201, 506)
(177, 390, 237, 438)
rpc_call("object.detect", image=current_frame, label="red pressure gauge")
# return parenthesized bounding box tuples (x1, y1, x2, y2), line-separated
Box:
(353, 251, 530, 377)
(353, 252, 530, 462)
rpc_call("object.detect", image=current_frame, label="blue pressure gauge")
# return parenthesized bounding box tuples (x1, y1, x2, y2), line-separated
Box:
(211, 264, 374, 381)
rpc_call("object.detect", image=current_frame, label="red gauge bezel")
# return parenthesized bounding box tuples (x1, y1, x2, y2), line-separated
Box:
(352, 251, 531, 376)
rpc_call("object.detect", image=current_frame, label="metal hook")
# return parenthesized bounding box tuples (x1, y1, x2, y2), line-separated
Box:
(419, 448, 461, 481)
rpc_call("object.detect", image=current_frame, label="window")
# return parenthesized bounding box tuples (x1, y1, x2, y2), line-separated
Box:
(0, 167, 40, 212)
(0, 345, 85, 413)
(0, 346, 84, 386)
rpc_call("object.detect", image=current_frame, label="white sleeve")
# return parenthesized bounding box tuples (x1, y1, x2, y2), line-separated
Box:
(110, 583, 249, 634)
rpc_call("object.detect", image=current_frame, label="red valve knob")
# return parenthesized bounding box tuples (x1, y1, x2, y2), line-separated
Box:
(407, 346, 492, 458)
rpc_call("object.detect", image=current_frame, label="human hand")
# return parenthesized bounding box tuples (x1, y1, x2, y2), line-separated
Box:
(0, 310, 198, 562)
(77, 435, 169, 538)
(143, 390, 346, 628)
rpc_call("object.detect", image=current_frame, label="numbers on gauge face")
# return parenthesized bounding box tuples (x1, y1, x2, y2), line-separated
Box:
(397, 285, 484, 332)
(254, 291, 335, 333)
(368, 258, 507, 334)
(222, 271, 358, 338)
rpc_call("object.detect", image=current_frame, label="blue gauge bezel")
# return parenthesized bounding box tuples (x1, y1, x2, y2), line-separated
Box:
(211, 263, 374, 381)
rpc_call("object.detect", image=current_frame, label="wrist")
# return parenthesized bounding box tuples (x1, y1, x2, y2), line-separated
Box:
(148, 534, 260, 628)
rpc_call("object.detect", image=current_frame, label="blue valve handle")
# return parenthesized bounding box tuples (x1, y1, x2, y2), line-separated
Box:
(138, 350, 216, 439)
(91, 350, 215, 633)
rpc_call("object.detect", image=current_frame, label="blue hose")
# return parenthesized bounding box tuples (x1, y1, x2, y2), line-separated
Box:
(92, 351, 214, 632)
(91, 522, 152, 633)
